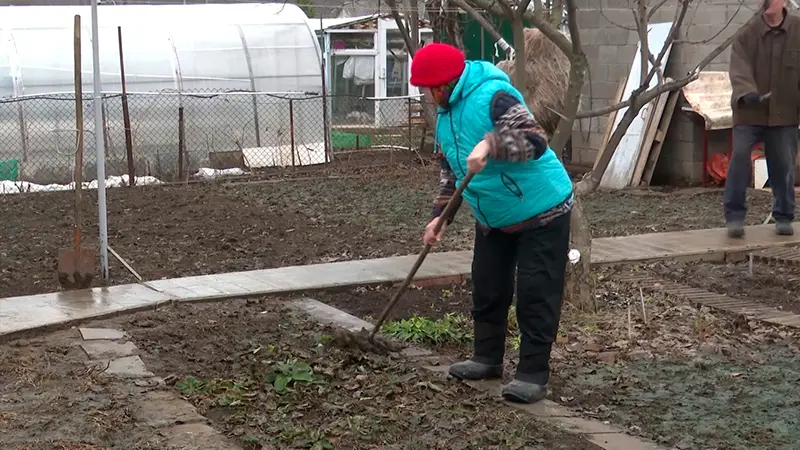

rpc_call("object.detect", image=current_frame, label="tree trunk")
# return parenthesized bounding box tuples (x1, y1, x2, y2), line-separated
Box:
(549, 52, 586, 158)
(511, 14, 527, 93)
(564, 197, 593, 311)
(549, 0, 564, 27)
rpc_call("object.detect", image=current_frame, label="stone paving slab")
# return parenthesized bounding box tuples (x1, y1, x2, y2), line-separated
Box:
(81, 340, 139, 359)
(0, 284, 172, 338)
(133, 390, 207, 428)
(160, 423, 241, 450)
(79, 327, 128, 340)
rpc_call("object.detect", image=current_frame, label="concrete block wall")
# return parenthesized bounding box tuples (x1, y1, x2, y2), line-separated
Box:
(571, 0, 759, 185)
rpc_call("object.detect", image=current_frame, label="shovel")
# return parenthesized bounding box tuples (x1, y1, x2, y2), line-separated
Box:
(57, 14, 95, 290)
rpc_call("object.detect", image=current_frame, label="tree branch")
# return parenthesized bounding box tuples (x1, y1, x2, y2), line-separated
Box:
(577, 0, 746, 120)
(386, 0, 418, 56)
(451, 0, 509, 46)
(494, 0, 516, 18)
(549, 0, 584, 154)
(647, 0, 670, 20)
(634, 0, 649, 85)
(576, 8, 766, 193)
(467, 0, 572, 56)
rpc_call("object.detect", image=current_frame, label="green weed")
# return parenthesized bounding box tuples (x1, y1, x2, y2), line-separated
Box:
(382, 313, 472, 345)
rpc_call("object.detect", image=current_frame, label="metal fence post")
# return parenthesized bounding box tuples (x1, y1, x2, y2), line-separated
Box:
(407, 97, 412, 151)
(289, 99, 296, 168)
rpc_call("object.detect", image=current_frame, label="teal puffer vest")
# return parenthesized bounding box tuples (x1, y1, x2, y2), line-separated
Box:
(435, 61, 573, 229)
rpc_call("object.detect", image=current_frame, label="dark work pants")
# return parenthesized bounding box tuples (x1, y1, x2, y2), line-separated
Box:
(470, 211, 571, 385)
(724, 125, 797, 223)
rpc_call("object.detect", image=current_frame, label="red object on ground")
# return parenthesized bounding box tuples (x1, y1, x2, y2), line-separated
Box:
(706, 152, 729, 185)
(705, 149, 765, 185)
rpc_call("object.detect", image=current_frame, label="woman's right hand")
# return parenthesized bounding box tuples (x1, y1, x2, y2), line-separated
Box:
(423, 216, 447, 246)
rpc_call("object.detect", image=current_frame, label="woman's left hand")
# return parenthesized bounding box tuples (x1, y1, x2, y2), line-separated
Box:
(467, 140, 490, 174)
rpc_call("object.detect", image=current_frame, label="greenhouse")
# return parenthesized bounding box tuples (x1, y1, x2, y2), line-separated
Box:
(0, 3, 326, 183)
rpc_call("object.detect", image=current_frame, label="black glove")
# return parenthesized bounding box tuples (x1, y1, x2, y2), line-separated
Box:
(738, 92, 763, 106)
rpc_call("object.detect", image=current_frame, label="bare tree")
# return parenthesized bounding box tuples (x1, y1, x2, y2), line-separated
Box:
(459, 0, 761, 310)
(386, 0, 759, 310)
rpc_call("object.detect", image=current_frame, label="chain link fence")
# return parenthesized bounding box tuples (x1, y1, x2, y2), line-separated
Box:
(0, 90, 426, 191)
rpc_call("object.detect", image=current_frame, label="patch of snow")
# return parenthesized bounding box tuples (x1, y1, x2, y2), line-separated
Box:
(194, 167, 247, 179)
(0, 175, 163, 194)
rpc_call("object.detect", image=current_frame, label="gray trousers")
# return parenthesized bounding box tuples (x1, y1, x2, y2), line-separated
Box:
(724, 125, 797, 223)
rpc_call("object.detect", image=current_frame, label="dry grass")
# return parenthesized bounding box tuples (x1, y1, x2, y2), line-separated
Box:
(496, 28, 571, 136)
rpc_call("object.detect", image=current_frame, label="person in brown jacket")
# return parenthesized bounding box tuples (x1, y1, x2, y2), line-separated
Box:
(726, 0, 798, 237)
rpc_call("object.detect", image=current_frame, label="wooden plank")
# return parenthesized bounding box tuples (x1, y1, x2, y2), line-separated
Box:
(593, 75, 628, 170)
(641, 89, 680, 186)
(600, 22, 675, 189)
(631, 81, 672, 186)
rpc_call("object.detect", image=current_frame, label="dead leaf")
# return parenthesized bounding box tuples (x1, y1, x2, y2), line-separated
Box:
(597, 351, 618, 364)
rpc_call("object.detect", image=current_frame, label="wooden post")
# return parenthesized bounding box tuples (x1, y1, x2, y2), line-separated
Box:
(178, 106, 185, 180)
(118, 26, 135, 187)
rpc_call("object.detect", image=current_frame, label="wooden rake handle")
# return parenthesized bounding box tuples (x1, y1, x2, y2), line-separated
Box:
(369, 171, 475, 340)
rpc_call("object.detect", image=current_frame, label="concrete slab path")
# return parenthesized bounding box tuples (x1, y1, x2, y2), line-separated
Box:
(2, 224, 798, 339)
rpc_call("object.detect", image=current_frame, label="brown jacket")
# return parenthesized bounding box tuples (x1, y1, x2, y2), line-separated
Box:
(730, 10, 800, 127)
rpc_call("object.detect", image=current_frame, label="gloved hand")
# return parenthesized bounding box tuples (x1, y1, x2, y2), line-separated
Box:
(738, 92, 763, 106)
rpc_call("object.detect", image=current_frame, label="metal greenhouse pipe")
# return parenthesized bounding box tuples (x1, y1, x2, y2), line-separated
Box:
(91, 0, 109, 282)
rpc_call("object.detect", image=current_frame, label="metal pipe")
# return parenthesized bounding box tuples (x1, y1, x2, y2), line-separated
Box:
(91, 0, 109, 282)
(320, 15, 330, 163)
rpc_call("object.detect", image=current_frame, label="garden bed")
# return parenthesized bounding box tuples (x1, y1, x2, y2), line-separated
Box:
(306, 273, 800, 450)
(104, 299, 601, 449)
(0, 158, 785, 299)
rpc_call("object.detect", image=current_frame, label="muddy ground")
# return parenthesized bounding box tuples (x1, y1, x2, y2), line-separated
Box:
(0, 329, 169, 449)
(93, 299, 600, 450)
(309, 273, 800, 450)
(1, 151, 786, 298)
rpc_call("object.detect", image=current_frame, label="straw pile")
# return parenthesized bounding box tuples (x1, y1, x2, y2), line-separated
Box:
(496, 28, 571, 137)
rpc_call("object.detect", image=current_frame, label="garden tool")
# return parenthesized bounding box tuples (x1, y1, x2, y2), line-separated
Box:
(333, 171, 476, 354)
(57, 14, 95, 290)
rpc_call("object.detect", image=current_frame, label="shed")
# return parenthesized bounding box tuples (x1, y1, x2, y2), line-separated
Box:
(0, 3, 327, 182)
(314, 14, 432, 133)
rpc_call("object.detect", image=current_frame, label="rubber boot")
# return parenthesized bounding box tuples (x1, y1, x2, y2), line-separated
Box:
(776, 221, 795, 236)
(448, 359, 503, 381)
(501, 379, 548, 404)
(727, 221, 745, 238)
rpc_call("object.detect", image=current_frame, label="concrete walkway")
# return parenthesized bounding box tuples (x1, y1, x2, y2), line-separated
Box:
(2, 223, 798, 339)
(0, 251, 472, 339)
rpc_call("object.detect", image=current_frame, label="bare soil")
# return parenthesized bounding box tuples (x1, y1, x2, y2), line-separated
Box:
(0, 155, 785, 299)
(95, 299, 602, 450)
(0, 330, 168, 449)
(311, 275, 800, 450)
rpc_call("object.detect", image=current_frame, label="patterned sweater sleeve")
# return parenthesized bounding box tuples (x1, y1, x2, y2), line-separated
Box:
(432, 153, 462, 222)
(484, 91, 549, 161)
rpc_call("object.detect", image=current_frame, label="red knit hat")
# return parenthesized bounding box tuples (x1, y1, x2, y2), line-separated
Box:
(410, 43, 466, 88)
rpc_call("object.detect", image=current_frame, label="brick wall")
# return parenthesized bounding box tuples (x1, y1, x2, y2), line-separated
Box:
(571, 0, 759, 184)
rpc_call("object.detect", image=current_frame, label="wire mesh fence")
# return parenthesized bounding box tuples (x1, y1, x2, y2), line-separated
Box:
(0, 90, 427, 192)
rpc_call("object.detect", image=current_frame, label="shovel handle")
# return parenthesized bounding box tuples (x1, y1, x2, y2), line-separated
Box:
(369, 171, 476, 339)
(73, 14, 84, 233)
